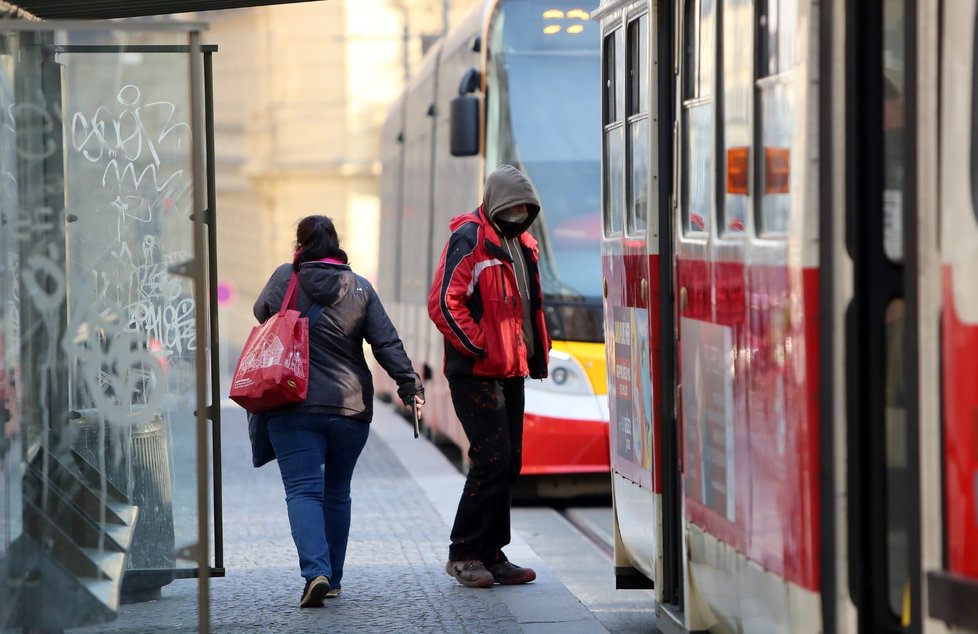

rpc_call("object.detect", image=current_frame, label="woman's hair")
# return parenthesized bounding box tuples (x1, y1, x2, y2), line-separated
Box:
(293, 215, 349, 271)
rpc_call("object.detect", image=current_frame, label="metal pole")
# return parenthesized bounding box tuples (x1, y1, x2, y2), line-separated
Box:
(189, 30, 211, 634)
(204, 49, 224, 575)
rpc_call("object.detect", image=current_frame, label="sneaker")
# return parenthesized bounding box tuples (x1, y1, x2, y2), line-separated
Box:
(445, 560, 495, 588)
(325, 587, 342, 599)
(299, 575, 330, 608)
(486, 561, 536, 585)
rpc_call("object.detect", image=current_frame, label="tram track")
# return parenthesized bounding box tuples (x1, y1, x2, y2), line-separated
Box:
(555, 507, 615, 561)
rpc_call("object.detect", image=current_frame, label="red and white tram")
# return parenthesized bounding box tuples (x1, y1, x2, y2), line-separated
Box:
(598, 0, 978, 631)
(378, 0, 611, 494)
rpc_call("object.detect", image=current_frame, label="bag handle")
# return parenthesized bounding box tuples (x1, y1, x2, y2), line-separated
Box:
(279, 271, 299, 314)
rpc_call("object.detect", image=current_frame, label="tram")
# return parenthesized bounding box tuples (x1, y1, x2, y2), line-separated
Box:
(377, 0, 611, 493)
(598, 0, 977, 632)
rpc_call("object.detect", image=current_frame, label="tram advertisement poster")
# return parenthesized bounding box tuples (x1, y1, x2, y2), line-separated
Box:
(679, 318, 735, 522)
(610, 306, 653, 476)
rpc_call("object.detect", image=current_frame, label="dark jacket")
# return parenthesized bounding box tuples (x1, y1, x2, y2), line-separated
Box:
(254, 261, 422, 421)
(427, 166, 551, 379)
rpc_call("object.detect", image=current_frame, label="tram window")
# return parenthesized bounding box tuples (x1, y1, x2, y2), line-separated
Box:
(684, 105, 713, 234)
(629, 118, 650, 234)
(721, 0, 752, 234)
(605, 126, 625, 235)
(758, 84, 791, 235)
(604, 29, 625, 125)
(882, 0, 907, 263)
(603, 27, 625, 236)
(683, 0, 697, 99)
(760, 0, 796, 76)
(684, 0, 715, 101)
(626, 15, 649, 234)
(682, 0, 715, 235)
(884, 298, 911, 619)
(604, 31, 617, 124)
(756, 0, 795, 236)
(627, 16, 648, 117)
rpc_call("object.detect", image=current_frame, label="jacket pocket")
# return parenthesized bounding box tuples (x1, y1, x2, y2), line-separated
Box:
(478, 295, 521, 376)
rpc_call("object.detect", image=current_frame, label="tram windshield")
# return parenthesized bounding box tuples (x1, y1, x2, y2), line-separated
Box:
(487, 0, 602, 342)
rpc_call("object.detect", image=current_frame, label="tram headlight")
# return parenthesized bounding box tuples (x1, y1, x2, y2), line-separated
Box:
(551, 367, 569, 385)
(533, 350, 594, 395)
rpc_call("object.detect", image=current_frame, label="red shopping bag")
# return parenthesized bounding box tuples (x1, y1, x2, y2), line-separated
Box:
(229, 272, 310, 412)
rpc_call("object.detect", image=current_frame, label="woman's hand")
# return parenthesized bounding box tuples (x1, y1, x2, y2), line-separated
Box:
(411, 395, 425, 419)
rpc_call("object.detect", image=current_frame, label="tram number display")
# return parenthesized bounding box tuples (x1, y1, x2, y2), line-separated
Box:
(610, 307, 653, 472)
(680, 318, 736, 523)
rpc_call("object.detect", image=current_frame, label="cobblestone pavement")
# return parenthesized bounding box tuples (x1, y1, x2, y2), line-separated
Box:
(75, 401, 607, 633)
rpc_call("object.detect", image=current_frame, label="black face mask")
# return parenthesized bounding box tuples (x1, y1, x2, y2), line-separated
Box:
(495, 220, 524, 238)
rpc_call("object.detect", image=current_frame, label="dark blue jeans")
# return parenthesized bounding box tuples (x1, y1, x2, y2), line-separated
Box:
(267, 413, 370, 587)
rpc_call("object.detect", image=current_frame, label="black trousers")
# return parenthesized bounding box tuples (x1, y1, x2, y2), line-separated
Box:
(447, 375, 525, 563)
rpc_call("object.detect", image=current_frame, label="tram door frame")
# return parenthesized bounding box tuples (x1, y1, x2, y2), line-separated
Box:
(845, 0, 921, 631)
(658, 0, 683, 616)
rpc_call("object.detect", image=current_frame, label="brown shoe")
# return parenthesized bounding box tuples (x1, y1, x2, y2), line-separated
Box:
(445, 560, 495, 588)
(486, 561, 536, 585)
(299, 575, 330, 607)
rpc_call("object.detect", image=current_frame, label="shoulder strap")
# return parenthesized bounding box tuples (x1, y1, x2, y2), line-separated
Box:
(303, 303, 326, 328)
(279, 271, 299, 314)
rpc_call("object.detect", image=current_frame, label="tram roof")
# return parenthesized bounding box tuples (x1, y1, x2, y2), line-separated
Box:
(6, 0, 319, 20)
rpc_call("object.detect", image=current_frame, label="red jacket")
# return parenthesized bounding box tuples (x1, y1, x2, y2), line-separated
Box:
(427, 206, 550, 379)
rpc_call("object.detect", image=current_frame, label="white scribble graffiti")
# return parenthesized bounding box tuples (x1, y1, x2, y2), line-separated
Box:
(63, 303, 165, 428)
(2, 86, 62, 161)
(70, 84, 193, 240)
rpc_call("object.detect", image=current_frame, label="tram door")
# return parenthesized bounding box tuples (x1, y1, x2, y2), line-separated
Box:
(846, 0, 920, 630)
(927, 0, 978, 629)
(601, 0, 661, 588)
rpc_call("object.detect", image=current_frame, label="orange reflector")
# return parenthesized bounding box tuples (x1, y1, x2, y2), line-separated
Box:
(726, 146, 749, 195)
(765, 147, 790, 194)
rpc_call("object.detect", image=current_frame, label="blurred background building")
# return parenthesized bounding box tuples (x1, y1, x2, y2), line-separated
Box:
(179, 0, 479, 371)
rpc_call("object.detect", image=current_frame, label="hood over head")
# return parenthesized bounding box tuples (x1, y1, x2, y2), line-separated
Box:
(483, 164, 541, 237)
(297, 262, 355, 306)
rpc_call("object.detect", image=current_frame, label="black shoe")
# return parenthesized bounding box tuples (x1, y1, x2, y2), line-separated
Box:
(299, 575, 330, 608)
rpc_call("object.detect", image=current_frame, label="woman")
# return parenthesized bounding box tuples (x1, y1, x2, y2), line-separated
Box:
(254, 215, 424, 608)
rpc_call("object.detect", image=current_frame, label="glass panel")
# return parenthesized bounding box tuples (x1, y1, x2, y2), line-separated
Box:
(605, 126, 625, 235)
(883, 0, 907, 262)
(758, 80, 792, 235)
(761, 0, 797, 77)
(628, 117, 650, 233)
(884, 298, 910, 618)
(627, 15, 648, 116)
(684, 0, 699, 99)
(61, 47, 199, 570)
(0, 26, 205, 633)
(615, 28, 626, 124)
(684, 103, 713, 234)
(722, 0, 752, 234)
(699, 0, 716, 98)
(604, 31, 617, 124)
(488, 0, 603, 307)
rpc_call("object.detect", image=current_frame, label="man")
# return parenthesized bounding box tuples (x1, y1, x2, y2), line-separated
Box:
(427, 164, 551, 588)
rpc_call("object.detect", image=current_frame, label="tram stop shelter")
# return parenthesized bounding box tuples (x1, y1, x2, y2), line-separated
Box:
(0, 1, 315, 632)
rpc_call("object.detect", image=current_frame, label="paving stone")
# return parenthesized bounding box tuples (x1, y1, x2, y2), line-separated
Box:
(72, 401, 604, 634)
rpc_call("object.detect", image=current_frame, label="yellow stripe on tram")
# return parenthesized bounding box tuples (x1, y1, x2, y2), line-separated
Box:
(551, 340, 607, 395)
